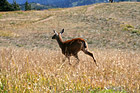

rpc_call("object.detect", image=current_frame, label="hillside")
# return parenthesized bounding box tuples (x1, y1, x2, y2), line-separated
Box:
(0, 2, 140, 50)
(0, 2, 140, 92)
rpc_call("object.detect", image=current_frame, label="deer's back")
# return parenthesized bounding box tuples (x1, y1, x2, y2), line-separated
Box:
(62, 38, 85, 55)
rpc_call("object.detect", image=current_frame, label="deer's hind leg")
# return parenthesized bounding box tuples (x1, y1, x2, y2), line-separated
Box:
(82, 49, 98, 66)
(67, 56, 72, 65)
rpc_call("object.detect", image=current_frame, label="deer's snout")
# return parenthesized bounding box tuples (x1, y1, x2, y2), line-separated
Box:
(52, 35, 55, 39)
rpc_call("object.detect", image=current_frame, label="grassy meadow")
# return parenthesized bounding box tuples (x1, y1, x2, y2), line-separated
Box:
(0, 2, 140, 92)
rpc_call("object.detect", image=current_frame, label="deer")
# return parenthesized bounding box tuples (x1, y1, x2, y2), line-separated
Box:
(52, 29, 98, 66)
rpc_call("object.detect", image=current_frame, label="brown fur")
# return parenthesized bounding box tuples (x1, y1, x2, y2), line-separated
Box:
(62, 38, 86, 56)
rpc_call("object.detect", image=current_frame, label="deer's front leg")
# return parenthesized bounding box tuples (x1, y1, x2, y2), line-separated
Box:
(65, 54, 71, 65)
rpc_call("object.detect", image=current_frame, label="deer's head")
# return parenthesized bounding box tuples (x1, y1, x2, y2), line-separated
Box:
(52, 29, 64, 39)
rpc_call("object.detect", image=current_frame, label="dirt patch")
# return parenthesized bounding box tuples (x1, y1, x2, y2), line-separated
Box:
(34, 16, 54, 24)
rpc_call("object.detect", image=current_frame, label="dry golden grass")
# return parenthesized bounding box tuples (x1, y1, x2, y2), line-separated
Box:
(0, 47, 140, 92)
(0, 30, 19, 37)
(0, 2, 140, 93)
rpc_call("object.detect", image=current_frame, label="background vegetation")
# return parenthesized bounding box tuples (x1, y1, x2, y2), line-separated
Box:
(0, 2, 140, 92)
(0, 0, 20, 11)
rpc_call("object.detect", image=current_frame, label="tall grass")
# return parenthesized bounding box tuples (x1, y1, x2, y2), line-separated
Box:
(0, 48, 139, 92)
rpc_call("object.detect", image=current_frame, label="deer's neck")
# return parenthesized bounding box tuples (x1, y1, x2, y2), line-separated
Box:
(56, 35, 64, 49)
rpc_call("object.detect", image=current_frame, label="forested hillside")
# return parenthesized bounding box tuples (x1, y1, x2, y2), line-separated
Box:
(8, 0, 140, 7)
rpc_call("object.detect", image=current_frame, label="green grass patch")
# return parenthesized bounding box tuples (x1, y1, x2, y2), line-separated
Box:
(122, 24, 140, 35)
(122, 24, 134, 31)
(131, 29, 140, 35)
(0, 30, 19, 38)
(16, 11, 24, 15)
(99, 89, 126, 93)
(0, 14, 3, 19)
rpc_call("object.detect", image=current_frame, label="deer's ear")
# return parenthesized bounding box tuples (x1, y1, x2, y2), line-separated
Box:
(60, 29, 64, 34)
(53, 30, 56, 33)
(53, 30, 58, 35)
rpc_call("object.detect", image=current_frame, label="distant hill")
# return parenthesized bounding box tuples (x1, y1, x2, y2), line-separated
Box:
(8, 0, 140, 8)
(20, 3, 56, 10)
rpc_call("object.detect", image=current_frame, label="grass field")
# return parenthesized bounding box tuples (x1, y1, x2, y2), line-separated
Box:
(0, 48, 140, 92)
(0, 2, 140, 92)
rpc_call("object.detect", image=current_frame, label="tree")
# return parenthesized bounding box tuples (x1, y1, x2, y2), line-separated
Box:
(12, 0, 20, 11)
(25, 1, 31, 11)
(109, 0, 113, 3)
(0, 0, 13, 11)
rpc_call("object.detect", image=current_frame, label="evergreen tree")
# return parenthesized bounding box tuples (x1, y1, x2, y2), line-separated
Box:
(25, 1, 31, 11)
(0, 0, 13, 11)
(12, 0, 20, 11)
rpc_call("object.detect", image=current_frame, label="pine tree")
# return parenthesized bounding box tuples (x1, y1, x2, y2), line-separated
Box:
(25, 1, 31, 11)
(0, 0, 13, 11)
(12, 0, 20, 11)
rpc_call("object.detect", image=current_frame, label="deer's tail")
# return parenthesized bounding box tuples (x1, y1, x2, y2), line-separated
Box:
(83, 41, 88, 49)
